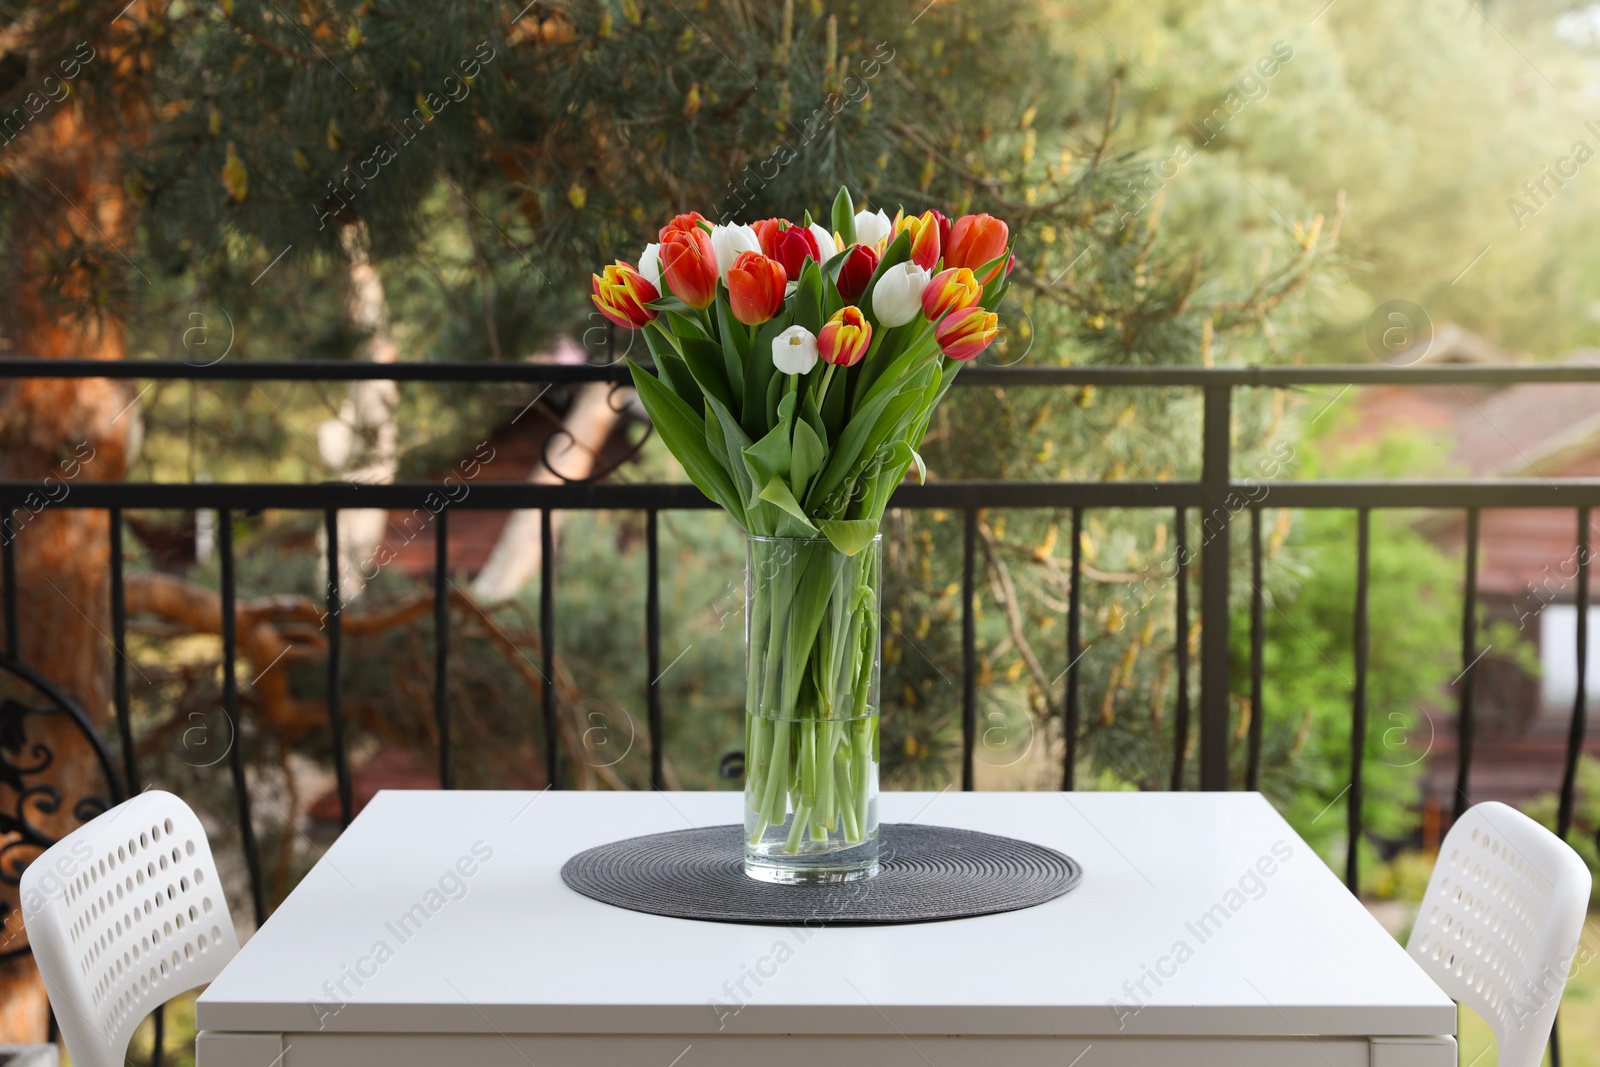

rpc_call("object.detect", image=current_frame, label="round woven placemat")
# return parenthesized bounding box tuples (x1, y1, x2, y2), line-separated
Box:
(560, 823, 1082, 925)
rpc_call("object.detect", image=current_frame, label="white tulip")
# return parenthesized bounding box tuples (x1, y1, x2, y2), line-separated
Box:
(772, 325, 820, 375)
(711, 223, 762, 280)
(637, 243, 662, 290)
(871, 262, 932, 327)
(854, 208, 893, 249)
(808, 223, 839, 262)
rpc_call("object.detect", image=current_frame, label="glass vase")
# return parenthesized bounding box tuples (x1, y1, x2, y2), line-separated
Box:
(743, 534, 881, 884)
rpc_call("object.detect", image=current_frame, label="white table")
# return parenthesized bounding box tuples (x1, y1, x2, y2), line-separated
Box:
(195, 791, 1457, 1067)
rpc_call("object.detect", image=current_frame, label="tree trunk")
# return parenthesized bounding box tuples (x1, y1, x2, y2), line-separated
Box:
(470, 382, 623, 604)
(317, 222, 401, 604)
(0, 67, 140, 1042)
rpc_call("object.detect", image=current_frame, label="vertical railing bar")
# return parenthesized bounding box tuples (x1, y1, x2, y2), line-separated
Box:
(2, 515, 17, 660)
(110, 508, 137, 792)
(541, 508, 560, 788)
(1247, 506, 1265, 792)
(1552, 507, 1588, 1067)
(112, 505, 162, 1067)
(1558, 506, 1591, 840)
(961, 507, 977, 792)
(1347, 508, 1371, 893)
(324, 510, 352, 826)
(1198, 383, 1233, 791)
(1454, 507, 1480, 822)
(434, 508, 454, 790)
(646, 509, 664, 791)
(219, 510, 266, 926)
(1171, 506, 1191, 791)
(1063, 506, 1083, 791)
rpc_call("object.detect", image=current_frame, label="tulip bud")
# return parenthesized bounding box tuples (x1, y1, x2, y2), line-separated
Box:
(818, 306, 872, 367)
(894, 209, 941, 272)
(921, 267, 982, 321)
(772, 325, 819, 375)
(711, 223, 762, 281)
(935, 305, 999, 361)
(854, 208, 893, 251)
(772, 224, 822, 280)
(808, 223, 839, 261)
(727, 251, 787, 326)
(870, 262, 932, 327)
(660, 211, 710, 239)
(946, 213, 1010, 282)
(658, 226, 719, 309)
(591, 260, 660, 330)
(751, 218, 787, 259)
(637, 243, 662, 290)
(836, 243, 879, 303)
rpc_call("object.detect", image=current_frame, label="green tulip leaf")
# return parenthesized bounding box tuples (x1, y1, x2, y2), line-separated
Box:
(679, 337, 737, 417)
(628, 362, 745, 524)
(759, 475, 818, 532)
(790, 417, 827, 502)
(794, 258, 824, 335)
(832, 186, 855, 247)
(819, 518, 878, 556)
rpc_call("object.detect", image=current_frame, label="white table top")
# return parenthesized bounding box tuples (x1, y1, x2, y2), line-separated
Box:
(196, 790, 1454, 1038)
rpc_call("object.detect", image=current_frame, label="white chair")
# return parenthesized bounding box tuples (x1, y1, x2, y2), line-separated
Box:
(1406, 800, 1591, 1067)
(20, 790, 240, 1067)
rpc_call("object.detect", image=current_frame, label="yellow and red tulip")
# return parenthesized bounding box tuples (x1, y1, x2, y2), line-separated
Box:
(658, 225, 719, 309)
(894, 209, 942, 272)
(946, 213, 1009, 282)
(921, 267, 982, 321)
(836, 243, 879, 303)
(935, 305, 998, 361)
(818, 306, 873, 367)
(727, 251, 787, 325)
(590, 260, 660, 329)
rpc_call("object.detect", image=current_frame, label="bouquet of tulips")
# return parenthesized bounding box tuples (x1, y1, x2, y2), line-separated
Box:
(592, 187, 1012, 872)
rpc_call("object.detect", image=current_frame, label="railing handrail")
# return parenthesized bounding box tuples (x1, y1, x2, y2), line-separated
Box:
(1, 359, 1596, 926)
(6, 356, 1600, 386)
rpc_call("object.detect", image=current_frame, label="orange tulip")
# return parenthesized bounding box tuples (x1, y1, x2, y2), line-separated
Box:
(921, 267, 982, 321)
(935, 305, 998, 361)
(945, 213, 1009, 282)
(818, 306, 873, 367)
(894, 209, 942, 272)
(658, 226, 719, 309)
(590, 260, 660, 329)
(660, 211, 710, 239)
(727, 251, 787, 325)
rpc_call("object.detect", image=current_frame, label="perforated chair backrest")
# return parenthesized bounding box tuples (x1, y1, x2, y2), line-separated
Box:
(1405, 801, 1591, 1067)
(20, 790, 240, 1067)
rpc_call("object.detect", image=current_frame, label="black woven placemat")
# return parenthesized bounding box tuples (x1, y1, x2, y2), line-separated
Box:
(560, 823, 1082, 925)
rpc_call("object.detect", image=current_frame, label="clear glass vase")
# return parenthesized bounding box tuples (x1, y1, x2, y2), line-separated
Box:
(743, 534, 881, 884)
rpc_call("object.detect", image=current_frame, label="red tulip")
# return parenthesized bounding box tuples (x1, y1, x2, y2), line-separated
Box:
(751, 218, 789, 259)
(836, 243, 879, 303)
(818, 306, 873, 367)
(894, 209, 942, 272)
(658, 226, 719, 309)
(946, 213, 1010, 282)
(726, 251, 787, 325)
(660, 211, 710, 239)
(771, 224, 822, 280)
(591, 261, 660, 329)
(921, 267, 982, 321)
(935, 305, 998, 361)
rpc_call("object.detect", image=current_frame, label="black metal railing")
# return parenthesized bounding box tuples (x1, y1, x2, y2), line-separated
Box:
(2, 358, 1599, 926)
